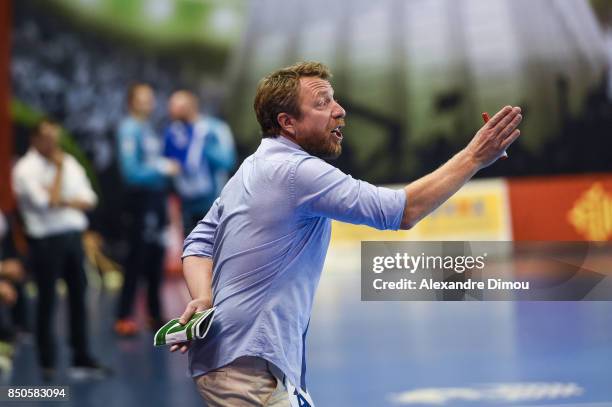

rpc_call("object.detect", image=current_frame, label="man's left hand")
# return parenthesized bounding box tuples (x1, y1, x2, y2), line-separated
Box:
(169, 297, 212, 354)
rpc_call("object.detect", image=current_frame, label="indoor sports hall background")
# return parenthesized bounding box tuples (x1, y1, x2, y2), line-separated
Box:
(0, 0, 611, 406)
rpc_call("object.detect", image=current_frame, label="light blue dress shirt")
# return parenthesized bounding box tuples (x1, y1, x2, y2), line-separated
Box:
(183, 135, 406, 390)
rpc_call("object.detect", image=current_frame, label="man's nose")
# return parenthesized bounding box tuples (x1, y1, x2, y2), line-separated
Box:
(333, 101, 346, 118)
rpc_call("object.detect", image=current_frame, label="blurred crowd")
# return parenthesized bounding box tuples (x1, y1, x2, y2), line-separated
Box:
(11, 9, 187, 170)
(1, 84, 236, 383)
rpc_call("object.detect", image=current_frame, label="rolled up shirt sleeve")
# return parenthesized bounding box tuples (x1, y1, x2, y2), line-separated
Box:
(183, 198, 221, 259)
(293, 157, 406, 230)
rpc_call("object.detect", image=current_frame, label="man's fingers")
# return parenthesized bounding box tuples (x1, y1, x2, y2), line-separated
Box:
(501, 129, 521, 150)
(499, 113, 523, 139)
(179, 304, 196, 325)
(492, 107, 521, 135)
(486, 105, 513, 128)
(170, 342, 190, 353)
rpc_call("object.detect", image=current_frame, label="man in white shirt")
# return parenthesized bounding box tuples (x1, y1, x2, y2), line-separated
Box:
(12, 118, 109, 381)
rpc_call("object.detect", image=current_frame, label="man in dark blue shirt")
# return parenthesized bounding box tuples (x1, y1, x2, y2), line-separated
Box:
(164, 90, 236, 236)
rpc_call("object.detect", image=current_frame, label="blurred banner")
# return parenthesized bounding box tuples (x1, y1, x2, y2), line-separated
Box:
(509, 173, 612, 240)
(412, 179, 511, 241)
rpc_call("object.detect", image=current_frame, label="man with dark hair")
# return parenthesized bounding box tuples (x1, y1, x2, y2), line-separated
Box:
(12, 118, 109, 381)
(115, 83, 180, 336)
(173, 62, 522, 406)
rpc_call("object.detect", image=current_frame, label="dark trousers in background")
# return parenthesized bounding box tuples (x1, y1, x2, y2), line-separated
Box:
(181, 195, 215, 238)
(117, 190, 167, 322)
(29, 231, 91, 369)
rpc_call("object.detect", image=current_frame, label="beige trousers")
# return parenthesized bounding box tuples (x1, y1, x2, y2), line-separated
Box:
(194, 356, 290, 407)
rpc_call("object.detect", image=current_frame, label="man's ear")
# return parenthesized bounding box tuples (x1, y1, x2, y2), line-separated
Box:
(277, 112, 296, 137)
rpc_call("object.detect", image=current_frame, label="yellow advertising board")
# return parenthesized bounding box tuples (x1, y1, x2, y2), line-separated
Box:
(330, 178, 511, 245)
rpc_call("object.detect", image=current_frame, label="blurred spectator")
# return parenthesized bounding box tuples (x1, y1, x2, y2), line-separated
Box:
(0, 282, 16, 307)
(164, 90, 236, 235)
(12, 118, 110, 381)
(0, 214, 24, 285)
(0, 210, 22, 382)
(0, 211, 31, 340)
(0, 209, 23, 312)
(115, 84, 179, 336)
(0, 210, 18, 384)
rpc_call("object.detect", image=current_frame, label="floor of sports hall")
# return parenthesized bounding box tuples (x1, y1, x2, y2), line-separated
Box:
(9, 241, 612, 407)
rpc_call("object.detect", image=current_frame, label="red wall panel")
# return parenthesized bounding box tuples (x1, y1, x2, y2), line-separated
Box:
(508, 174, 612, 241)
(0, 0, 13, 211)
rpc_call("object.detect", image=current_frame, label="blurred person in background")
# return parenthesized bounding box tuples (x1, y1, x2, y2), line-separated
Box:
(0, 210, 25, 313)
(1, 211, 31, 341)
(115, 83, 180, 336)
(0, 210, 25, 383)
(0, 210, 24, 298)
(0, 280, 17, 309)
(164, 90, 236, 236)
(0, 275, 17, 383)
(12, 118, 110, 381)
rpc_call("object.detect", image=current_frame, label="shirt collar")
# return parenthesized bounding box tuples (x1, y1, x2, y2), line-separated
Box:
(268, 135, 305, 152)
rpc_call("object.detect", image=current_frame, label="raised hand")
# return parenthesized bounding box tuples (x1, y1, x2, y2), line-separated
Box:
(466, 105, 522, 169)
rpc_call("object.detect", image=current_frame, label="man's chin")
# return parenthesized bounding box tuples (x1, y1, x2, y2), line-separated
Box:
(312, 145, 341, 160)
(298, 135, 342, 160)
(323, 147, 341, 160)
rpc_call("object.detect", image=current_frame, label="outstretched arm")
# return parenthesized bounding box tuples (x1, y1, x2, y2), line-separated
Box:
(400, 105, 522, 229)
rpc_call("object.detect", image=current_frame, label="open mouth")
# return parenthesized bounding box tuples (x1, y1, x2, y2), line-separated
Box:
(331, 125, 343, 142)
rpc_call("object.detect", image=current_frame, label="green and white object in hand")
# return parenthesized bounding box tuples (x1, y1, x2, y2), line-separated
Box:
(154, 307, 216, 347)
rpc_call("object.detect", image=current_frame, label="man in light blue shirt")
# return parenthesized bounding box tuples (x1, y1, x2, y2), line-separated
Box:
(115, 83, 180, 336)
(172, 62, 523, 406)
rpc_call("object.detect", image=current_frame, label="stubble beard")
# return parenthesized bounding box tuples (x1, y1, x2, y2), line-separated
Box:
(299, 131, 342, 160)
